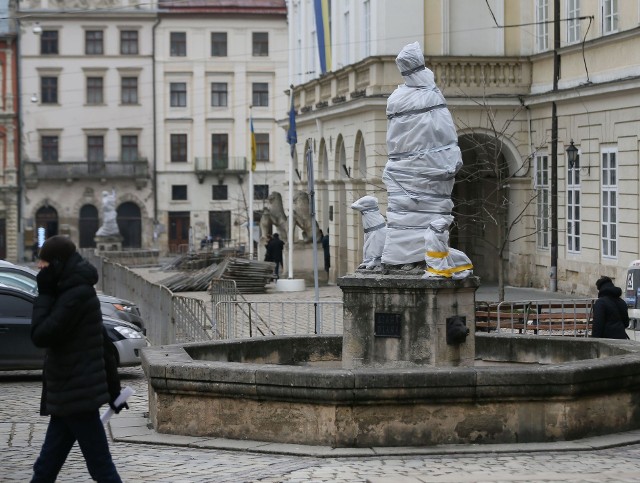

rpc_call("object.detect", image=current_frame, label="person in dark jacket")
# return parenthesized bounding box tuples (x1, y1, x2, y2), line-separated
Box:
(592, 275, 629, 339)
(320, 229, 330, 280)
(266, 232, 285, 279)
(30, 235, 126, 482)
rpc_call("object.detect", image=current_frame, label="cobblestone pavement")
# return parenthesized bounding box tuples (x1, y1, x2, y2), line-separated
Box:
(3, 367, 640, 482)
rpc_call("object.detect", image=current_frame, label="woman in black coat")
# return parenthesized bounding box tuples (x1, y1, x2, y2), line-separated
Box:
(592, 275, 629, 339)
(30, 236, 125, 482)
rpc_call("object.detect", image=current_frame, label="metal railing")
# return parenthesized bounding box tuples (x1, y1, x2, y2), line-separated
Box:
(213, 300, 343, 339)
(173, 295, 215, 342)
(23, 160, 149, 180)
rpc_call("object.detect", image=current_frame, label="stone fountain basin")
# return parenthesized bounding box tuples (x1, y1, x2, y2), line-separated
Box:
(141, 334, 640, 447)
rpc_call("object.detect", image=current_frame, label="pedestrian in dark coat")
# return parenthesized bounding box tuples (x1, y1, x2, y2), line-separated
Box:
(592, 275, 629, 339)
(266, 232, 285, 279)
(30, 235, 126, 482)
(321, 229, 330, 278)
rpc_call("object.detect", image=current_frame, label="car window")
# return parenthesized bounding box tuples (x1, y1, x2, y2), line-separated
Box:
(0, 293, 33, 317)
(0, 273, 38, 294)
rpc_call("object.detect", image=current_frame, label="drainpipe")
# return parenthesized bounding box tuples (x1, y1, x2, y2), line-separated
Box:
(15, 16, 23, 262)
(550, 0, 560, 292)
(152, 16, 160, 244)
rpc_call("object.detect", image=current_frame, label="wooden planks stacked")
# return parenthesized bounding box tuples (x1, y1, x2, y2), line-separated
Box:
(211, 258, 275, 294)
(159, 257, 275, 293)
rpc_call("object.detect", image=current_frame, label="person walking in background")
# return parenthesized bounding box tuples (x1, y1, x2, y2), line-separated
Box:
(264, 234, 273, 262)
(30, 235, 127, 482)
(592, 275, 629, 339)
(266, 233, 285, 279)
(321, 229, 330, 280)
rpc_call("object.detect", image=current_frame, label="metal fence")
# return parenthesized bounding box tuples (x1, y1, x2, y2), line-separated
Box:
(173, 295, 215, 342)
(213, 300, 344, 338)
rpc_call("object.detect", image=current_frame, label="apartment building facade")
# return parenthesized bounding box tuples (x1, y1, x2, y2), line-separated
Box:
(154, 0, 288, 253)
(18, 0, 156, 259)
(0, 0, 18, 261)
(287, 0, 640, 295)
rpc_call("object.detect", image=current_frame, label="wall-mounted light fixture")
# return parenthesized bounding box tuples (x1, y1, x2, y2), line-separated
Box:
(30, 93, 38, 103)
(32, 22, 42, 35)
(566, 139, 579, 169)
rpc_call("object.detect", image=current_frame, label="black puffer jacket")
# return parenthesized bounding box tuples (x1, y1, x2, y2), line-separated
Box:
(592, 279, 629, 339)
(31, 252, 119, 416)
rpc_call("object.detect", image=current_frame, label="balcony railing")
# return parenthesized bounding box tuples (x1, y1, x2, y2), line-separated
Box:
(23, 160, 150, 188)
(194, 156, 247, 183)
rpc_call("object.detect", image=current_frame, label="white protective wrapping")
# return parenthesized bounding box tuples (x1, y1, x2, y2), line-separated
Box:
(351, 196, 387, 269)
(381, 41, 468, 272)
(422, 216, 473, 280)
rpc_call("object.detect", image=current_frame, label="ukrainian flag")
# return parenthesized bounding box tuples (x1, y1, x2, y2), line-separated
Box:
(250, 116, 257, 171)
(314, 0, 331, 74)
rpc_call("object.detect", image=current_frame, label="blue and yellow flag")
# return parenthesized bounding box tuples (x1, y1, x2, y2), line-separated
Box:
(314, 0, 331, 74)
(250, 116, 257, 171)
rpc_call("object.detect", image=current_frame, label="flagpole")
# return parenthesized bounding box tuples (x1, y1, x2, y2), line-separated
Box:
(287, 87, 295, 279)
(306, 146, 320, 333)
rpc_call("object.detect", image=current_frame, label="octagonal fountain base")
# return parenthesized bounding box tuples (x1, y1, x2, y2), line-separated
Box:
(141, 333, 640, 447)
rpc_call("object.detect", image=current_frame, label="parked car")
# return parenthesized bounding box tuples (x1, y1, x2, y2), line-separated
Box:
(0, 284, 148, 369)
(0, 262, 146, 333)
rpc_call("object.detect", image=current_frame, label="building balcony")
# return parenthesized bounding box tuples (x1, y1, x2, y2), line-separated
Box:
(23, 160, 150, 189)
(293, 55, 532, 113)
(194, 156, 247, 183)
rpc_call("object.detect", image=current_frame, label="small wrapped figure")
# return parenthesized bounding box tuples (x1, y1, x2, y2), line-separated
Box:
(351, 196, 387, 270)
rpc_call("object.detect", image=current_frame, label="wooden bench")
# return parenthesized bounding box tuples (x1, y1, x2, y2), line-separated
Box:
(475, 301, 594, 336)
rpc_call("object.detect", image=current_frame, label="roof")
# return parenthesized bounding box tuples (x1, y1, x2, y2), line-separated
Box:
(158, 0, 287, 15)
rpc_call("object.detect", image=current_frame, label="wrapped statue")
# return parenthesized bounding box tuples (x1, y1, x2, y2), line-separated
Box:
(380, 41, 471, 278)
(351, 196, 387, 270)
(423, 216, 473, 279)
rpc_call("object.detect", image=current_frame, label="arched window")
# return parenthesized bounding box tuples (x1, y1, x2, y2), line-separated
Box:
(35, 206, 58, 240)
(117, 202, 142, 248)
(78, 204, 99, 248)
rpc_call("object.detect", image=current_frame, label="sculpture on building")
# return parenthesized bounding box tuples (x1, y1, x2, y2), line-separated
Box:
(351, 195, 386, 270)
(96, 189, 120, 237)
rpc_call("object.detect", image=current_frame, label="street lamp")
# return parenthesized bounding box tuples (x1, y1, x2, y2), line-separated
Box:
(566, 140, 579, 169)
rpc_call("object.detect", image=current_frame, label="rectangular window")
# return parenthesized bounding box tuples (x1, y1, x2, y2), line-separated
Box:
(41, 77, 58, 104)
(170, 32, 186, 56)
(41, 136, 59, 162)
(209, 210, 231, 240)
(121, 77, 138, 104)
(170, 134, 188, 162)
(172, 185, 188, 201)
(601, 149, 618, 258)
(252, 32, 268, 56)
(211, 32, 227, 56)
(121, 135, 138, 162)
(212, 185, 228, 200)
(41, 30, 58, 55)
(211, 82, 228, 107)
(170, 82, 187, 107)
(536, 0, 549, 52)
(343, 11, 350, 65)
(211, 134, 229, 169)
(567, 0, 581, 44)
(255, 133, 269, 161)
(252, 82, 269, 107)
(87, 77, 104, 104)
(535, 154, 549, 249)
(567, 151, 581, 253)
(87, 136, 104, 163)
(85, 30, 104, 55)
(602, 0, 618, 34)
(120, 30, 139, 55)
(254, 184, 269, 200)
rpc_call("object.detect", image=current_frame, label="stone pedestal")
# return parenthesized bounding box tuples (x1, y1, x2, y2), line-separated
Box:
(95, 235, 123, 253)
(338, 272, 479, 369)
